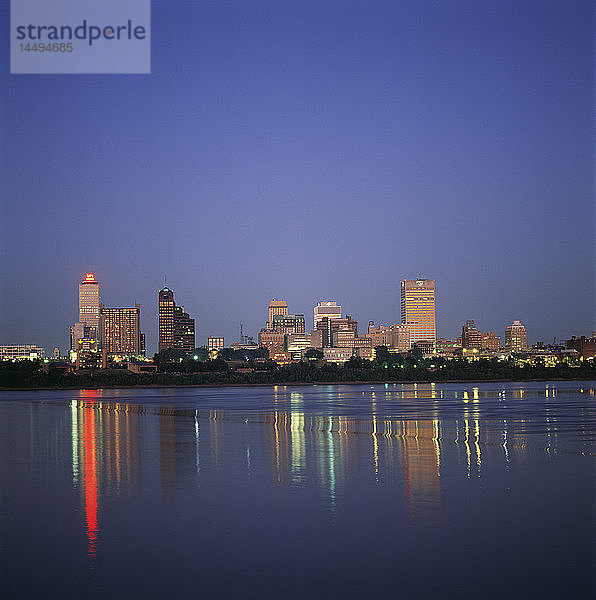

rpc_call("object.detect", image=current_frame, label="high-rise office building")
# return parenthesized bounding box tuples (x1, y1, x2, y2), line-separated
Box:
(461, 320, 482, 350)
(505, 320, 527, 352)
(70, 273, 100, 356)
(267, 300, 288, 330)
(158, 287, 175, 351)
(159, 286, 196, 352)
(173, 305, 195, 351)
(100, 304, 141, 355)
(401, 279, 436, 346)
(313, 301, 342, 329)
(79, 272, 100, 333)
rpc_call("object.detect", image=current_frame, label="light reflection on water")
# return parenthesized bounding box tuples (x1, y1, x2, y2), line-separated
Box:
(2, 381, 595, 598)
(60, 382, 596, 558)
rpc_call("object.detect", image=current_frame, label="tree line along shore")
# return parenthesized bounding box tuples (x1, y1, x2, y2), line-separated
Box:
(1, 348, 595, 389)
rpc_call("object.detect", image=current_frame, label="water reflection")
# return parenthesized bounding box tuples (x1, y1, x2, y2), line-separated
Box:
(59, 383, 596, 560)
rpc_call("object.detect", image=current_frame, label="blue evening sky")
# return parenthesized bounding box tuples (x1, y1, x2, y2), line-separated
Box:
(0, 0, 593, 354)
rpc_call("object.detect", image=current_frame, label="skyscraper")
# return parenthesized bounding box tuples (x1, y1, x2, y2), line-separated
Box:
(173, 305, 195, 351)
(505, 320, 527, 351)
(461, 320, 482, 350)
(313, 301, 342, 329)
(100, 304, 141, 355)
(267, 300, 288, 330)
(79, 272, 100, 334)
(401, 279, 436, 346)
(158, 287, 175, 351)
(159, 286, 196, 352)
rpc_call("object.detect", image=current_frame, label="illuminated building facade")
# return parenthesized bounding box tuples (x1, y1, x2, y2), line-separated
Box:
(173, 305, 195, 351)
(0, 344, 45, 360)
(481, 332, 501, 351)
(158, 287, 175, 351)
(267, 300, 287, 330)
(368, 322, 410, 351)
(413, 340, 435, 355)
(70, 321, 97, 351)
(313, 301, 342, 329)
(286, 333, 314, 359)
(159, 286, 196, 352)
(271, 314, 305, 335)
(207, 336, 225, 351)
(79, 273, 100, 334)
(323, 347, 354, 364)
(258, 330, 286, 354)
(461, 320, 482, 350)
(332, 328, 356, 348)
(100, 304, 141, 355)
(401, 279, 436, 346)
(505, 320, 527, 352)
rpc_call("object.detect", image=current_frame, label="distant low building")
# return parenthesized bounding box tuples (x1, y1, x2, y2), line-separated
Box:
(368, 322, 410, 351)
(333, 328, 356, 348)
(323, 347, 354, 364)
(126, 361, 158, 373)
(435, 338, 461, 354)
(207, 336, 225, 351)
(356, 347, 374, 361)
(481, 331, 501, 351)
(270, 351, 292, 365)
(0, 345, 45, 361)
(229, 342, 260, 351)
(258, 330, 286, 354)
(565, 336, 596, 359)
(413, 340, 434, 355)
(286, 333, 314, 359)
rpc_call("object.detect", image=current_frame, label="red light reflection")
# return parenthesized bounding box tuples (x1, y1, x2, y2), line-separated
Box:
(80, 390, 100, 559)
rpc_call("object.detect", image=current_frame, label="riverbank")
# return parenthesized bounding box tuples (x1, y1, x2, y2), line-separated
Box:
(2, 377, 596, 392)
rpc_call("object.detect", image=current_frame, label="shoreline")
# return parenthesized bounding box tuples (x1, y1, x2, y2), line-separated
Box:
(2, 377, 595, 392)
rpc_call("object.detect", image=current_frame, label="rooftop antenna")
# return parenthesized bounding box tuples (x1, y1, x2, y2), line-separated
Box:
(164, 272, 167, 287)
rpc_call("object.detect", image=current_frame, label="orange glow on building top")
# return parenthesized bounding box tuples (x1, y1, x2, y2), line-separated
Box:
(83, 272, 97, 283)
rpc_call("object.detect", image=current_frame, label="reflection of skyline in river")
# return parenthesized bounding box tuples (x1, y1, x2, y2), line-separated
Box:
(66, 383, 595, 558)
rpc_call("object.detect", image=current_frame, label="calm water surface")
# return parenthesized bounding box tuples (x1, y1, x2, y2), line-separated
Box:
(1, 381, 595, 598)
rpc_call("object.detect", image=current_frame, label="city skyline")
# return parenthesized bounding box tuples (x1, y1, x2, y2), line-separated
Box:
(2, 270, 589, 357)
(1, 2, 593, 354)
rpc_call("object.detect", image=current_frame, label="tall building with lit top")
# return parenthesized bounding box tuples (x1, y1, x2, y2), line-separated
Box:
(79, 273, 100, 333)
(401, 279, 436, 346)
(159, 286, 196, 352)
